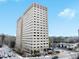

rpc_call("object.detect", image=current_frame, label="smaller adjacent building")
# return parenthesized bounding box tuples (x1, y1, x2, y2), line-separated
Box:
(57, 43, 79, 50)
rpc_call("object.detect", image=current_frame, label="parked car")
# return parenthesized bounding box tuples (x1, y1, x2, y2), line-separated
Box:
(52, 56, 58, 59)
(8, 53, 11, 57)
(4, 54, 8, 58)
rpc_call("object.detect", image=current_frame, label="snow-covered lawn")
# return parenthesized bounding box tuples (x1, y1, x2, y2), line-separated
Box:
(0, 45, 21, 59)
(1, 45, 79, 59)
(54, 48, 79, 59)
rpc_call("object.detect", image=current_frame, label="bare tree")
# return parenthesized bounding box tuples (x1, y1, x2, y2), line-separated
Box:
(1, 34, 5, 46)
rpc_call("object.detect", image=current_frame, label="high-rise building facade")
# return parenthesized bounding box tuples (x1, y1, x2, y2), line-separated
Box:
(16, 3, 49, 56)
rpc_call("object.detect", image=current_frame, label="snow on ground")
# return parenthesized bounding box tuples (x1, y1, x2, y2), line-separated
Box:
(0, 45, 79, 59)
(0, 45, 21, 59)
(54, 48, 79, 59)
(0, 45, 32, 59)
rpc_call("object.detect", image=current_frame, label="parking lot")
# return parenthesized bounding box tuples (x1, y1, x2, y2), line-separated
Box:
(0, 45, 20, 59)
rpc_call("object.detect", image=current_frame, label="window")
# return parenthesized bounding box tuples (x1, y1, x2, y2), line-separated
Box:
(43, 18, 45, 19)
(37, 17, 39, 18)
(40, 13, 42, 14)
(41, 35, 42, 36)
(40, 32, 42, 34)
(34, 27, 36, 28)
(45, 9, 47, 11)
(37, 32, 39, 34)
(37, 22, 39, 23)
(46, 38, 48, 39)
(34, 38, 36, 39)
(34, 44, 36, 45)
(37, 35, 39, 36)
(41, 46, 42, 48)
(34, 21, 36, 22)
(34, 24, 36, 25)
(34, 47, 36, 48)
(41, 30, 42, 31)
(34, 35, 36, 36)
(40, 27, 42, 29)
(37, 41, 39, 42)
(47, 43, 48, 44)
(40, 15, 42, 16)
(37, 24, 39, 26)
(34, 16, 36, 17)
(34, 29, 36, 31)
(37, 38, 39, 39)
(37, 27, 39, 28)
(34, 18, 36, 20)
(37, 44, 39, 45)
(37, 47, 39, 48)
(37, 14, 39, 15)
(37, 12, 39, 13)
(34, 32, 36, 34)
(37, 30, 39, 31)
(34, 11, 36, 12)
(34, 41, 36, 42)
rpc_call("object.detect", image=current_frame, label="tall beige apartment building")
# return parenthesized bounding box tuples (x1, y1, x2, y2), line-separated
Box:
(16, 3, 49, 56)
